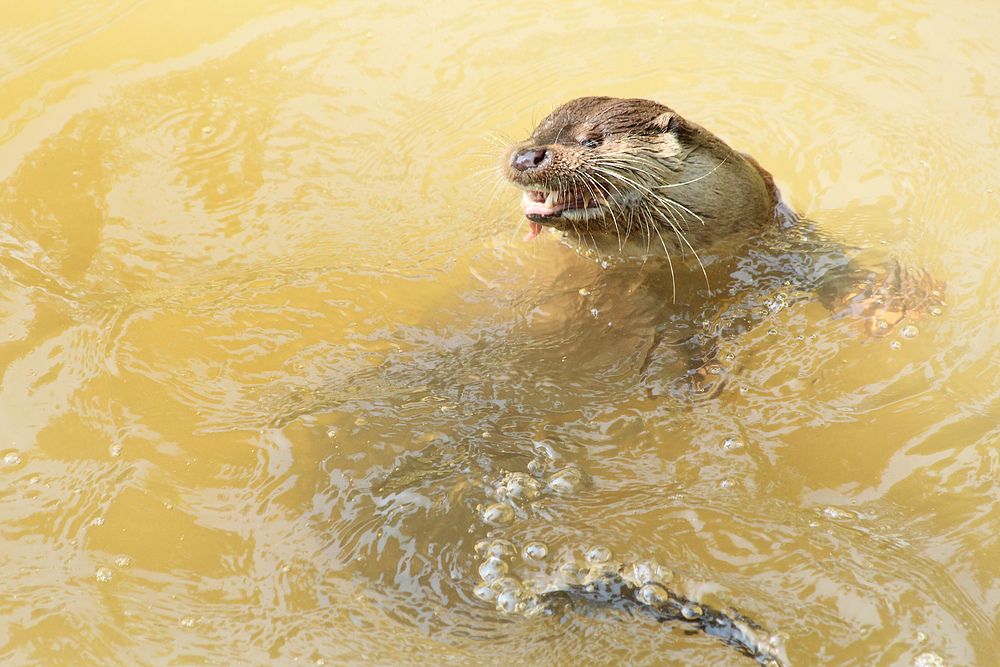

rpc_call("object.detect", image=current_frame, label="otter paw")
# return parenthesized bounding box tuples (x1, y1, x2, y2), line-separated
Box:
(643, 359, 729, 401)
(825, 261, 945, 341)
(687, 360, 729, 399)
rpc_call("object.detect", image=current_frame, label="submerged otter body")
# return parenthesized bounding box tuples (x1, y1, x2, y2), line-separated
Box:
(502, 96, 790, 257)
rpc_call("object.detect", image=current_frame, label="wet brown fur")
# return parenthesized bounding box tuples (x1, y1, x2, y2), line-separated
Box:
(502, 96, 785, 257)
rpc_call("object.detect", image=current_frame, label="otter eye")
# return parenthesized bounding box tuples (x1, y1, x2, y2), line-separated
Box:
(581, 137, 600, 149)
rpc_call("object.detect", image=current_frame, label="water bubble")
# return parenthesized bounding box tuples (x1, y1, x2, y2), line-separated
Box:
(547, 467, 583, 494)
(482, 503, 515, 525)
(489, 540, 517, 557)
(623, 561, 673, 587)
(3, 451, 21, 466)
(558, 561, 588, 585)
(201, 125, 215, 136)
(719, 478, 736, 490)
(180, 617, 196, 628)
(499, 472, 542, 501)
(914, 653, 946, 667)
(110, 443, 123, 457)
(901, 325, 919, 339)
(636, 583, 671, 607)
(764, 293, 788, 313)
(579, 288, 591, 296)
(681, 603, 703, 619)
(475, 538, 516, 558)
(474, 582, 496, 603)
(755, 631, 787, 662)
(929, 307, 943, 317)
(590, 308, 600, 318)
(821, 506, 853, 521)
(490, 576, 533, 613)
(721, 437, 746, 451)
(890, 340, 901, 350)
(522, 542, 548, 561)
(583, 562, 620, 589)
(490, 576, 521, 593)
(91, 517, 104, 527)
(354, 417, 367, 426)
(496, 588, 535, 614)
(114, 556, 131, 568)
(281, 564, 292, 573)
(584, 546, 613, 565)
(478, 557, 508, 583)
(95, 567, 113, 582)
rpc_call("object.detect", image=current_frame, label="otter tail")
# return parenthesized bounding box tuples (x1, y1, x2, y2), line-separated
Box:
(537, 563, 787, 666)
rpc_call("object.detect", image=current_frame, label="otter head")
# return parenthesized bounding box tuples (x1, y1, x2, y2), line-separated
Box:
(502, 96, 781, 256)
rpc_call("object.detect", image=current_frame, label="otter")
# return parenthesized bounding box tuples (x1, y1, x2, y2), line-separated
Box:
(488, 97, 945, 662)
(501, 96, 943, 342)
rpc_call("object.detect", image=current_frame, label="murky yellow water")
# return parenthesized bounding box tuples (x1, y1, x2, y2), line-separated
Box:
(1, 1, 999, 665)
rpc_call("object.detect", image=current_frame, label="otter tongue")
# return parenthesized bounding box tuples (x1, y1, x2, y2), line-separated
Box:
(522, 221, 542, 242)
(521, 190, 565, 217)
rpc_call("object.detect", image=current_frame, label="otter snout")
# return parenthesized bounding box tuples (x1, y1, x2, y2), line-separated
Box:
(511, 147, 549, 172)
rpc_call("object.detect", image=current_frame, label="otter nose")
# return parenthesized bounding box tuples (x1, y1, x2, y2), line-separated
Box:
(512, 147, 548, 172)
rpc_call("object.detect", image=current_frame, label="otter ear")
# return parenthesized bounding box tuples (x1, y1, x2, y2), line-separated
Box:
(648, 111, 686, 160)
(652, 112, 679, 133)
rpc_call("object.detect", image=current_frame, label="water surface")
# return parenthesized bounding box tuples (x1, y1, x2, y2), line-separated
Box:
(1, 1, 998, 665)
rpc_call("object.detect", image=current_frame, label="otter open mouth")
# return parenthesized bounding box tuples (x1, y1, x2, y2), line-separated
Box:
(519, 189, 606, 240)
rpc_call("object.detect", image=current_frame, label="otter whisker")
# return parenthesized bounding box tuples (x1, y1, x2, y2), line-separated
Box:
(583, 177, 628, 251)
(586, 169, 639, 241)
(645, 210, 680, 301)
(653, 191, 708, 228)
(653, 146, 733, 190)
(648, 198, 711, 290)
